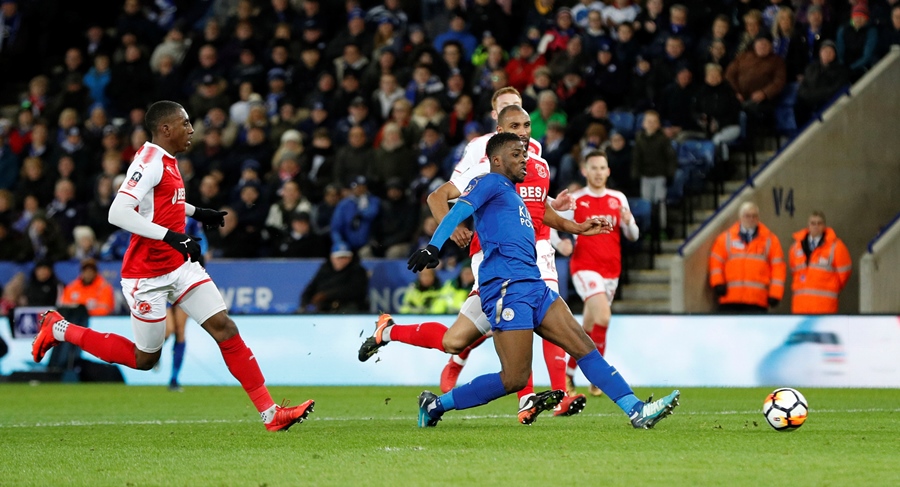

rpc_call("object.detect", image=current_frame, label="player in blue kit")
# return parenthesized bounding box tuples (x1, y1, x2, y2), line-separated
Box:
(407, 132, 681, 429)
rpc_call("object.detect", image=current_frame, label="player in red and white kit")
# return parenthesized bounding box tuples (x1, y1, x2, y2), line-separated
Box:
(31, 101, 314, 432)
(563, 150, 639, 396)
(359, 99, 591, 423)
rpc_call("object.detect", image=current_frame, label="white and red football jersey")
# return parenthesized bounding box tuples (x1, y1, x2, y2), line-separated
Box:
(569, 187, 632, 279)
(449, 131, 542, 194)
(117, 142, 187, 279)
(467, 154, 552, 257)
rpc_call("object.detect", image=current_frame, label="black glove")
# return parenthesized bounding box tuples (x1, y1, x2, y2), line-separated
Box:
(713, 284, 727, 297)
(768, 297, 780, 308)
(407, 244, 440, 272)
(163, 231, 202, 262)
(191, 207, 227, 230)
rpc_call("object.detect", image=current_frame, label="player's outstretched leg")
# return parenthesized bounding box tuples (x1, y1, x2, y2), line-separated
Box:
(630, 390, 681, 429)
(32, 309, 138, 368)
(518, 389, 565, 425)
(266, 399, 316, 432)
(359, 313, 450, 362)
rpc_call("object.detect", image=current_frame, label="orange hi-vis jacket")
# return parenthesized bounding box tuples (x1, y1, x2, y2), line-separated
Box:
(709, 222, 786, 308)
(60, 276, 115, 316)
(788, 227, 852, 314)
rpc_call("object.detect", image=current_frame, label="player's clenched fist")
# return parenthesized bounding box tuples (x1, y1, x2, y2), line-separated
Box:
(408, 244, 441, 272)
(576, 216, 614, 236)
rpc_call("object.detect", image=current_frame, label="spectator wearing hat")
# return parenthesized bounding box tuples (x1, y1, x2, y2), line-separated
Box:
(22, 258, 63, 307)
(60, 258, 115, 316)
(725, 32, 787, 126)
(543, 7, 579, 59)
(225, 124, 273, 189)
(374, 14, 403, 54)
(106, 43, 155, 117)
(330, 175, 380, 255)
(801, 6, 834, 63)
(273, 210, 326, 258)
(324, 7, 373, 62)
(297, 98, 332, 143)
(299, 241, 369, 314)
(333, 126, 374, 187)
(372, 177, 418, 259)
(434, 9, 478, 59)
(524, 0, 557, 31)
(230, 158, 264, 204)
(45, 178, 85, 245)
(366, 0, 409, 36)
(335, 92, 379, 146)
(837, 2, 879, 81)
(263, 68, 290, 118)
(418, 121, 451, 179)
(410, 148, 446, 209)
(369, 122, 417, 195)
(189, 74, 231, 123)
(506, 38, 547, 92)
(795, 40, 850, 127)
(585, 41, 628, 106)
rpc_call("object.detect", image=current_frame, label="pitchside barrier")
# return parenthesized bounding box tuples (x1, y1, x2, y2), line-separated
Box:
(3, 314, 898, 388)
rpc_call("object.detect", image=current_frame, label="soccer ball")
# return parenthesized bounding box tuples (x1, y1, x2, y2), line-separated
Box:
(763, 388, 808, 431)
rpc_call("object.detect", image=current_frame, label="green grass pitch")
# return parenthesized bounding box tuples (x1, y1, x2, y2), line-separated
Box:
(1, 384, 898, 486)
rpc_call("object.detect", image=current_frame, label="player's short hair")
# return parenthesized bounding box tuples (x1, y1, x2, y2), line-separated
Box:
(145, 100, 184, 135)
(497, 104, 527, 125)
(810, 210, 826, 224)
(486, 132, 521, 159)
(491, 86, 521, 111)
(582, 149, 607, 166)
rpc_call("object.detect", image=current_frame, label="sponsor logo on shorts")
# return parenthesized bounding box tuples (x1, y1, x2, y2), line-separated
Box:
(136, 301, 152, 315)
(501, 308, 515, 321)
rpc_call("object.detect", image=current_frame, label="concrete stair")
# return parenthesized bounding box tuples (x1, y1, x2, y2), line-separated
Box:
(610, 149, 774, 314)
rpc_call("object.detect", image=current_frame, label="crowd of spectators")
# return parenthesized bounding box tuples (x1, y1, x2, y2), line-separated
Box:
(1, 0, 899, 283)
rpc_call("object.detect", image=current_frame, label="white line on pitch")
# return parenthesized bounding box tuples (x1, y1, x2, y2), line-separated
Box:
(2, 408, 898, 429)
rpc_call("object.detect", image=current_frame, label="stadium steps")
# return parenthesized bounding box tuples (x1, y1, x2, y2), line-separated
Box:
(612, 148, 774, 314)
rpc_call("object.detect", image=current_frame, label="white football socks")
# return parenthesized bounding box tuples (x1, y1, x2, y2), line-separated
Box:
(52, 320, 70, 341)
(261, 405, 277, 424)
(381, 325, 393, 342)
(451, 355, 466, 366)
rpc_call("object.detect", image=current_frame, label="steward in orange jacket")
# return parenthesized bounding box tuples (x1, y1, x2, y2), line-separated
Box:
(60, 259, 116, 316)
(709, 203, 786, 312)
(788, 213, 851, 314)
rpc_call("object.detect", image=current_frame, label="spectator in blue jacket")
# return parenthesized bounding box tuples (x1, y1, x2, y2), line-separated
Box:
(330, 175, 381, 256)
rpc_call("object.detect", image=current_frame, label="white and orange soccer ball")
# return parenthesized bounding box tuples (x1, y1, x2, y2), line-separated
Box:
(763, 388, 808, 431)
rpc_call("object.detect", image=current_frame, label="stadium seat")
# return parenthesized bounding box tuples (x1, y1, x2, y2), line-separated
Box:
(608, 110, 637, 140)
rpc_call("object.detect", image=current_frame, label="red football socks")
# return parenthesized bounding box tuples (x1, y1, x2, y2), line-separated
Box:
(218, 334, 274, 413)
(543, 340, 568, 392)
(65, 325, 137, 369)
(590, 325, 608, 356)
(388, 322, 448, 351)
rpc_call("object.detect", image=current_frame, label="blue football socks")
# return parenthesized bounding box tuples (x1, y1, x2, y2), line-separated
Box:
(432, 372, 507, 418)
(171, 341, 185, 385)
(577, 350, 642, 415)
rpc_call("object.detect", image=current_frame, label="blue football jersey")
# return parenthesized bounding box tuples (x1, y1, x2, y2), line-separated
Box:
(458, 173, 540, 286)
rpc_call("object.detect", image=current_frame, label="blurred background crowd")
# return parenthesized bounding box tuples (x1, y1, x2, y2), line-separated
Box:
(0, 0, 898, 310)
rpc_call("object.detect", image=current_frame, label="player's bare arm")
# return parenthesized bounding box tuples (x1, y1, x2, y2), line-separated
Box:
(541, 199, 612, 235)
(549, 189, 576, 211)
(426, 181, 473, 248)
